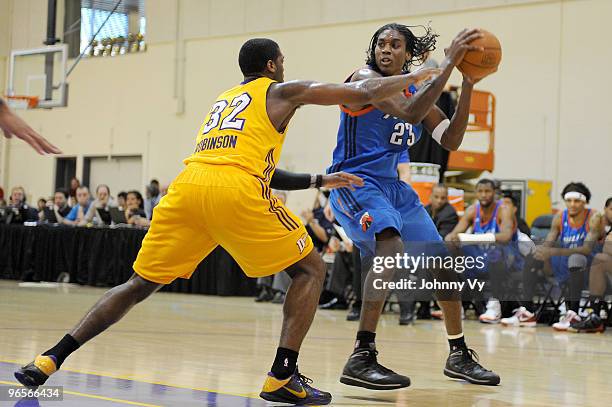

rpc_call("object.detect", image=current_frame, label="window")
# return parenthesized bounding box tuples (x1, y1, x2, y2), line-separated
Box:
(64, 0, 146, 58)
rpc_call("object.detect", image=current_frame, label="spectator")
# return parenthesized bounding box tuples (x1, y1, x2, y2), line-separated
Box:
(446, 178, 516, 324)
(36, 198, 47, 221)
(81, 184, 116, 226)
(125, 190, 150, 228)
(425, 184, 459, 238)
(117, 191, 128, 210)
(501, 194, 530, 236)
(63, 186, 91, 225)
(68, 177, 80, 207)
(40, 189, 72, 224)
(5, 186, 38, 224)
(302, 190, 335, 253)
(532, 182, 603, 331)
(319, 228, 353, 311)
(144, 179, 161, 219)
(37, 198, 47, 213)
(567, 197, 612, 332)
(0, 198, 6, 223)
(414, 184, 459, 320)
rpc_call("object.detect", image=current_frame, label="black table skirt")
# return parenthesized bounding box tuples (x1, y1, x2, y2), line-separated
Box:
(0, 224, 256, 296)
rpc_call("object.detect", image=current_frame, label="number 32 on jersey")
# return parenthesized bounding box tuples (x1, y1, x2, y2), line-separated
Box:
(202, 93, 252, 134)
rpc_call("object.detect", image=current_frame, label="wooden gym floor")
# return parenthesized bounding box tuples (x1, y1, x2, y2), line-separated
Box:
(1, 280, 611, 406)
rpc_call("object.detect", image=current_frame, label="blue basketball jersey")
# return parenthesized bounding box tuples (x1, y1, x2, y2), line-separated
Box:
(473, 201, 502, 234)
(559, 209, 591, 248)
(326, 86, 422, 182)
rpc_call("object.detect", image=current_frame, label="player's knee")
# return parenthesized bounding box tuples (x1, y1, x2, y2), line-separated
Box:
(568, 254, 587, 272)
(375, 229, 403, 256)
(291, 251, 326, 283)
(127, 274, 161, 303)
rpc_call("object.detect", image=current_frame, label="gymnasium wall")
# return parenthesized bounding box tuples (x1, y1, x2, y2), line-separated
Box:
(1, 0, 610, 213)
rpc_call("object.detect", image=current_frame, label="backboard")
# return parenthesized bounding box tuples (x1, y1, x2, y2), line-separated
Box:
(6, 44, 69, 109)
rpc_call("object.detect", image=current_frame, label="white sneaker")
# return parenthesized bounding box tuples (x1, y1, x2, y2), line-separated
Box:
(552, 310, 581, 331)
(501, 306, 537, 327)
(429, 307, 465, 320)
(479, 299, 501, 324)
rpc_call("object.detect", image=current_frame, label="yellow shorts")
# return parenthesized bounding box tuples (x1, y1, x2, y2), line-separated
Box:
(133, 163, 314, 284)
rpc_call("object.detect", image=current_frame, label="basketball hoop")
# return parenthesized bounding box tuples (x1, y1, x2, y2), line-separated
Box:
(5, 95, 39, 110)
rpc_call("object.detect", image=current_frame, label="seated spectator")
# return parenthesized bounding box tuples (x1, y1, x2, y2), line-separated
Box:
(319, 228, 353, 310)
(81, 184, 116, 226)
(446, 179, 516, 324)
(501, 194, 531, 236)
(40, 189, 72, 224)
(125, 190, 150, 228)
(567, 196, 612, 333)
(117, 191, 128, 210)
(418, 184, 459, 320)
(37, 198, 47, 219)
(426, 184, 459, 238)
(5, 186, 38, 224)
(68, 177, 80, 207)
(302, 190, 335, 253)
(145, 179, 161, 219)
(63, 186, 91, 225)
(532, 182, 603, 331)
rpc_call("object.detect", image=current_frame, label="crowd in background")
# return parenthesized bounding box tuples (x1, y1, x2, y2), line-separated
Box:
(0, 178, 164, 228)
(255, 179, 612, 334)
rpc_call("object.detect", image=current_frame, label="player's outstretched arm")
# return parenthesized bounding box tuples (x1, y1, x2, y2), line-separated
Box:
(270, 169, 363, 191)
(0, 98, 62, 155)
(275, 68, 440, 108)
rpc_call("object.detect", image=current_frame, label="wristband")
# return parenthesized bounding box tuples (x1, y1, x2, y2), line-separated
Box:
(315, 174, 323, 188)
(309, 174, 317, 188)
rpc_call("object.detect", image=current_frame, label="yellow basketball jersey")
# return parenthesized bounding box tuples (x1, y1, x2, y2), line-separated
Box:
(184, 77, 286, 181)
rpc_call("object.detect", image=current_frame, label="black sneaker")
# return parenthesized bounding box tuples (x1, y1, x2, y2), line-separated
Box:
(416, 302, 432, 320)
(340, 349, 410, 390)
(260, 370, 332, 405)
(399, 302, 415, 326)
(14, 355, 58, 388)
(444, 348, 500, 385)
(319, 296, 348, 310)
(568, 313, 605, 333)
(346, 302, 361, 321)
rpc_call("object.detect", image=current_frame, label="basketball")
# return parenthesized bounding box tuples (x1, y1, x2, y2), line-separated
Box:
(458, 29, 501, 80)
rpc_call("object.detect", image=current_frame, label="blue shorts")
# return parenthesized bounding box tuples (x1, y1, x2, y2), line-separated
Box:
(550, 254, 592, 283)
(330, 180, 442, 258)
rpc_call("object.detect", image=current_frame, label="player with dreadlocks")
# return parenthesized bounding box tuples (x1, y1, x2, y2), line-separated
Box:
(327, 23, 501, 389)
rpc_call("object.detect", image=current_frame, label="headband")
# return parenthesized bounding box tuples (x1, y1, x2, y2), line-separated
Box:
(564, 192, 586, 202)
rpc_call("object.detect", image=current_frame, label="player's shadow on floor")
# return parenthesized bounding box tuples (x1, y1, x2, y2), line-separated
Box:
(340, 386, 506, 406)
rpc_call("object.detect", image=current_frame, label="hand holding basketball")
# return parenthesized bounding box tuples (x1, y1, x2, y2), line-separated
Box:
(444, 28, 485, 66)
(457, 29, 502, 82)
